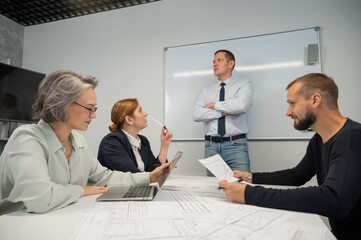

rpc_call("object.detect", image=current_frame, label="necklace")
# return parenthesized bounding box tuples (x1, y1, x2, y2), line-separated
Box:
(65, 146, 73, 161)
(61, 138, 70, 146)
(63, 138, 73, 162)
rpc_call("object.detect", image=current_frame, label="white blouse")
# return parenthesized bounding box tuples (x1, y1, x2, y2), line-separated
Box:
(122, 130, 145, 172)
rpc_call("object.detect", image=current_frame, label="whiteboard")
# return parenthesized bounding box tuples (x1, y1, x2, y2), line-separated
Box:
(164, 27, 321, 140)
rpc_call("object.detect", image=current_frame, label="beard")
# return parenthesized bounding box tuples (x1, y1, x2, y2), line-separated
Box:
(293, 107, 316, 131)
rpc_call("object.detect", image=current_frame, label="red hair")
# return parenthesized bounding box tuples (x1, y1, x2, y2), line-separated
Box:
(109, 98, 139, 132)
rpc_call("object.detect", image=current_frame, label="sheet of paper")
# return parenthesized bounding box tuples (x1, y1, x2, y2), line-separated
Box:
(72, 192, 219, 240)
(198, 154, 239, 182)
(72, 191, 330, 240)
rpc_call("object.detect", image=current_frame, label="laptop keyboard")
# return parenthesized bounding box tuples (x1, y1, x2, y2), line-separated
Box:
(123, 186, 152, 198)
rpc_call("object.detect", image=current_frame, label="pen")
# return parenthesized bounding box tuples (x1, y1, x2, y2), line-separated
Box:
(238, 176, 252, 182)
(150, 116, 168, 130)
(218, 176, 252, 190)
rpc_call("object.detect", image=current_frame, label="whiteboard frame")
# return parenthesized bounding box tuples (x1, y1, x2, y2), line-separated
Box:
(163, 27, 322, 141)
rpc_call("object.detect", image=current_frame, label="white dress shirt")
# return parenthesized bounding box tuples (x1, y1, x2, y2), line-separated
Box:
(192, 76, 253, 137)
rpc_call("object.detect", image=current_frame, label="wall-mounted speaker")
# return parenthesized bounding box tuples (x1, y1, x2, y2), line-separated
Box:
(307, 44, 318, 65)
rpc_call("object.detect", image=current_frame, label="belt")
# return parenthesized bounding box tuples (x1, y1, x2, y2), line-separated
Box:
(205, 134, 246, 142)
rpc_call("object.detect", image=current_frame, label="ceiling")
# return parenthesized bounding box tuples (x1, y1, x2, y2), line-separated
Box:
(0, 0, 161, 27)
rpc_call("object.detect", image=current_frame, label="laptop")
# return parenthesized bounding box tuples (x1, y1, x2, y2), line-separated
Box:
(96, 151, 183, 201)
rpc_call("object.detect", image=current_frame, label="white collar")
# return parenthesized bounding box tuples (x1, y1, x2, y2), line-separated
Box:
(122, 129, 141, 149)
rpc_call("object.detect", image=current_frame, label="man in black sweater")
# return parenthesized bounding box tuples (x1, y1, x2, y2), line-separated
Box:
(219, 73, 361, 240)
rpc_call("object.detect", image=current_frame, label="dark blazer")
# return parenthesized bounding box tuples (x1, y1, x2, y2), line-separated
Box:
(98, 130, 161, 173)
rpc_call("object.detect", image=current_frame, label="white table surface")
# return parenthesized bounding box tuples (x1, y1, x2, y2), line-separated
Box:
(0, 175, 336, 240)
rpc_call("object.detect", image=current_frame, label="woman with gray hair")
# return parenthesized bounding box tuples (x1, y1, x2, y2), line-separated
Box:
(0, 70, 170, 214)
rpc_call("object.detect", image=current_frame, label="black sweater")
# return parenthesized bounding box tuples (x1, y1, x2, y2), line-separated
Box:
(245, 119, 361, 240)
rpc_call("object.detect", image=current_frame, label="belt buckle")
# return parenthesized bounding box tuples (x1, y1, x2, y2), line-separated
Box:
(229, 135, 233, 141)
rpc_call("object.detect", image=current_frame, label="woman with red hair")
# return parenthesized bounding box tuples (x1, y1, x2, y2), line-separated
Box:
(98, 98, 173, 173)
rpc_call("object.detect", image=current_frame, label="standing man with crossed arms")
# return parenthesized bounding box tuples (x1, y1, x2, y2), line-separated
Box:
(193, 50, 253, 175)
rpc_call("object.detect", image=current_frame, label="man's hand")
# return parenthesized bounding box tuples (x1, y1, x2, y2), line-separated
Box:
(218, 180, 246, 204)
(149, 162, 171, 183)
(204, 102, 216, 110)
(82, 186, 110, 196)
(204, 102, 229, 117)
(233, 170, 253, 183)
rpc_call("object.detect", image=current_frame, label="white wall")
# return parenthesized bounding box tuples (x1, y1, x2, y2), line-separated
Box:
(22, 0, 361, 180)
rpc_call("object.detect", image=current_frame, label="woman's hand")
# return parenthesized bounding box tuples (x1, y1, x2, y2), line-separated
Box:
(160, 126, 173, 146)
(82, 186, 110, 196)
(149, 162, 171, 183)
(158, 126, 173, 164)
(233, 170, 253, 183)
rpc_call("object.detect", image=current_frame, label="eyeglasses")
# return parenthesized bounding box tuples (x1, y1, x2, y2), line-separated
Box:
(74, 102, 98, 116)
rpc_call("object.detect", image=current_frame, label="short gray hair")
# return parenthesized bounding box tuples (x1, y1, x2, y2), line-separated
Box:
(32, 70, 99, 123)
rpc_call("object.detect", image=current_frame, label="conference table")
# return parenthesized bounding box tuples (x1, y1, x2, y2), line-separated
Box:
(0, 175, 336, 240)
